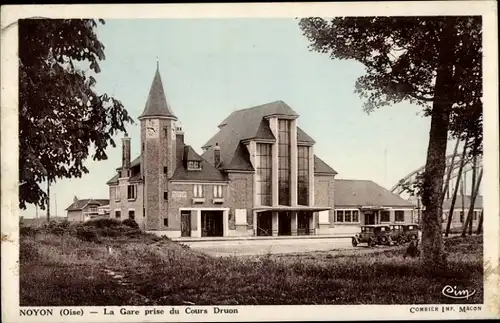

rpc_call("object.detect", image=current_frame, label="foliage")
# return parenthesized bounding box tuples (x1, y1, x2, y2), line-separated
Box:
(299, 16, 482, 266)
(19, 19, 134, 209)
(299, 16, 482, 149)
(122, 218, 140, 229)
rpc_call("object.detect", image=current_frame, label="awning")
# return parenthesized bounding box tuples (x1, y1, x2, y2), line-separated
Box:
(253, 205, 332, 213)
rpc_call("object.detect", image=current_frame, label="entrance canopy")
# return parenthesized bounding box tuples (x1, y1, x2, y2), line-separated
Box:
(253, 205, 332, 213)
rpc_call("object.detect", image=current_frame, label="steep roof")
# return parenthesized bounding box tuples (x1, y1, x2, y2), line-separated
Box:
(442, 195, 483, 210)
(314, 155, 338, 175)
(106, 138, 226, 185)
(202, 101, 317, 171)
(139, 64, 177, 120)
(171, 138, 227, 182)
(334, 179, 414, 208)
(66, 199, 110, 211)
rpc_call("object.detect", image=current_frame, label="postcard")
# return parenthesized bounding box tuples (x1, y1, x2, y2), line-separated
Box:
(1, 2, 499, 322)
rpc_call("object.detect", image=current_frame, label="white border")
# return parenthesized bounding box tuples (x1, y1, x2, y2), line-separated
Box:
(1, 2, 499, 322)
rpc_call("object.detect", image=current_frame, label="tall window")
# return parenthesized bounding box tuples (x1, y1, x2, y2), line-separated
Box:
(213, 185, 224, 198)
(297, 146, 309, 205)
(193, 185, 203, 198)
(278, 119, 291, 206)
(115, 210, 121, 219)
(128, 210, 135, 220)
(127, 185, 136, 200)
(256, 143, 272, 206)
(113, 186, 120, 201)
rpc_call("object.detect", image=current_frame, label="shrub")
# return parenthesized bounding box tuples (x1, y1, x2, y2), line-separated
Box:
(20, 239, 39, 262)
(76, 226, 101, 243)
(20, 225, 39, 237)
(122, 218, 139, 229)
(82, 218, 122, 228)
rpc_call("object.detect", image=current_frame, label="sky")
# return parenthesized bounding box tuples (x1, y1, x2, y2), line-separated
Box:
(21, 18, 472, 218)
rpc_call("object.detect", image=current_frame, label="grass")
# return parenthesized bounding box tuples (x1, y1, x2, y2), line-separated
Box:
(20, 221, 483, 306)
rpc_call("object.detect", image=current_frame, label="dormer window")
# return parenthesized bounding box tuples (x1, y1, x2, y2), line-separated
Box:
(187, 160, 202, 171)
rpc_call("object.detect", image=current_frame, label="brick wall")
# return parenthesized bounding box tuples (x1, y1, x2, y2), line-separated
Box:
(108, 181, 145, 229)
(165, 182, 229, 231)
(227, 172, 254, 229)
(314, 175, 335, 227)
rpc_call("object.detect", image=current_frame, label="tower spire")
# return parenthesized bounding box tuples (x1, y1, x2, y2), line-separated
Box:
(138, 63, 177, 120)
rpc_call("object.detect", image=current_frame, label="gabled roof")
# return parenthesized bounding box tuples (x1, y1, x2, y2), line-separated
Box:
(139, 64, 177, 120)
(202, 101, 317, 171)
(66, 199, 110, 211)
(334, 179, 414, 208)
(171, 138, 227, 182)
(314, 155, 338, 175)
(442, 195, 483, 210)
(106, 138, 227, 185)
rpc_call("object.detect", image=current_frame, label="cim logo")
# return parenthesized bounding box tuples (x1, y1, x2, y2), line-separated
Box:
(442, 285, 476, 300)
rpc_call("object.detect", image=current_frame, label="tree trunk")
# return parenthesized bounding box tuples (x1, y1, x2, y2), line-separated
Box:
(442, 139, 460, 204)
(476, 209, 483, 234)
(445, 139, 468, 236)
(467, 155, 477, 235)
(462, 167, 482, 236)
(420, 21, 456, 269)
(46, 181, 51, 222)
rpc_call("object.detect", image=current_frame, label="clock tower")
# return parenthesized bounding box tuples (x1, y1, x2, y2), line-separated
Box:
(139, 63, 178, 231)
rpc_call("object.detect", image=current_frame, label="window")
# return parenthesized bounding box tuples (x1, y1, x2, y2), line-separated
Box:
(163, 167, 168, 174)
(256, 143, 272, 206)
(352, 210, 359, 222)
(127, 185, 136, 200)
(297, 146, 309, 206)
(163, 218, 168, 227)
(113, 186, 120, 201)
(335, 210, 359, 223)
(164, 127, 169, 138)
(395, 210, 405, 222)
(381, 211, 390, 222)
(213, 185, 223, 198)
(193, 185, 203, 198)
(89, 207, 98, 213)
(163, 192, 168, 200)
(344, 210, 352, 222)
(142, 142, 144, 151)
(336, 210, 344, 222)
(460, 211, 465, 223)
(473, 211, 478, 220)
(115, 210, 121, 219)
(187, 161, 201, 171)
(128, 210, 135, 220)
(278, 119, 291, 206)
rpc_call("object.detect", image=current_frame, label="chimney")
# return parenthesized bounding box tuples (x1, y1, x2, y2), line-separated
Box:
(214, 143, 221, 167)
(176, 122, 184, 143)
(121, 134, 131, 177)
(73, 196, 78, 203)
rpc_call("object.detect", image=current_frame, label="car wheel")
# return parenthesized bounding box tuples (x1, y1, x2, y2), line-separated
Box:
(380, 236, 388, 245)
(369, 239, 376, 247)
(398, 236, 406, 245)
(351, 238, 358, 247)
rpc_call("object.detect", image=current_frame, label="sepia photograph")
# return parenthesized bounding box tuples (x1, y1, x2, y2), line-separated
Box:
(1, 2, 499, 322)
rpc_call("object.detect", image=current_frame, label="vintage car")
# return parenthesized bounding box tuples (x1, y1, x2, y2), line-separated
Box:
(402, 224, 420, 241)
(352, 224, 392, 247)
(389, 224, 420, 244)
